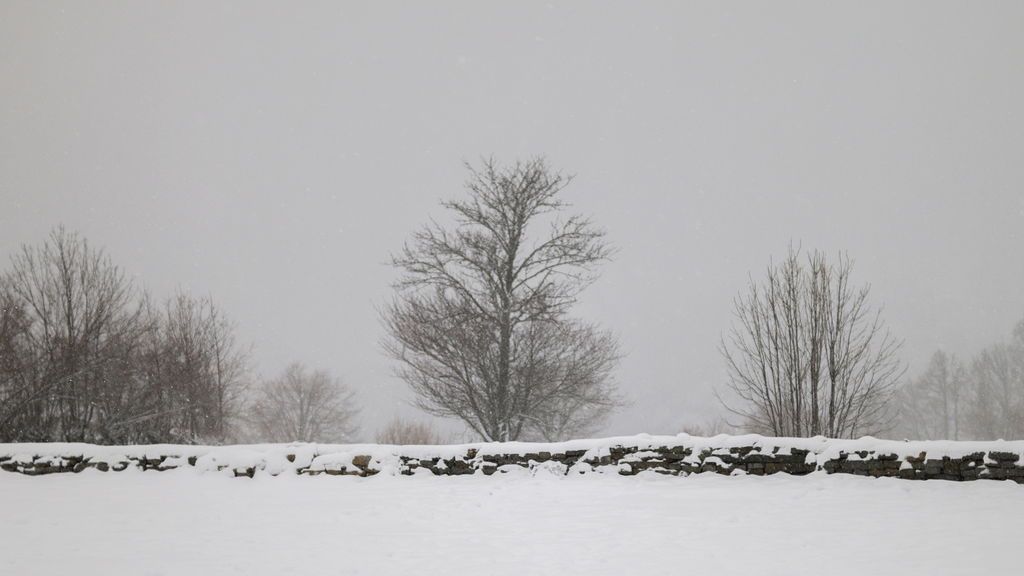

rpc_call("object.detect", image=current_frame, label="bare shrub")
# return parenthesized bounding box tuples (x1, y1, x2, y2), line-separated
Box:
(375, 416, 444, 445)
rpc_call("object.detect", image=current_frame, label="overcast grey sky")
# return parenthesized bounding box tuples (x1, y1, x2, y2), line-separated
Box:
(2, 1, 1022, 438)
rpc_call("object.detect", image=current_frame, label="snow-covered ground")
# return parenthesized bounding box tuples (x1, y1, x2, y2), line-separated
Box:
(2, 468, 1020, 575)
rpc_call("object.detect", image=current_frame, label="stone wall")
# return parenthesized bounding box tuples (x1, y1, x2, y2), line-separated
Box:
(2, 435, 1022, 482)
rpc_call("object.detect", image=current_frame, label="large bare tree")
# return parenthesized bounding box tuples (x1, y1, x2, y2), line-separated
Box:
(2, 226, 146, 441)
(249, 363, 358, 443)
(719, 247, 905, 438)
(382, 158, 621, 442)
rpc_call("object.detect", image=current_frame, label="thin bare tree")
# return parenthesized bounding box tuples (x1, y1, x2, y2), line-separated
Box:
(249, 363, 358, 443)
(719, 246, 905, 438)
(382, 158, 621, 442)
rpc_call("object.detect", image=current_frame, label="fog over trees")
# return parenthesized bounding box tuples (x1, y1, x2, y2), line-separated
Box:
(894, 321, 1024, 441)
(2, 202, 1023, 443)
(2, 2, 1022, 446)
(0, 166, 629, 444)
(966, 322, 1024, 440)
(716, 243, 1024, 441)
(0, 228, 356, 444)
(894, 351, 966, 440)
(2, 199, 1023, 444)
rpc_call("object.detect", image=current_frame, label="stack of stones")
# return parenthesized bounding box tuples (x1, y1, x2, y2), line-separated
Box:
(2, 441, 1021, 483)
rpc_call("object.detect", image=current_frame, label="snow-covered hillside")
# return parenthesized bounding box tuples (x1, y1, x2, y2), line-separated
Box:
(2, 468, 1021, 576)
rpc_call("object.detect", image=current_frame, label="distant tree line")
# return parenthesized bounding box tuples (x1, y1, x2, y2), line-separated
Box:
(1, 157, 624, 446)
(894, 322, 1024, 441)
(7, 162, 1016, 446)
(0, 227, 358, 444)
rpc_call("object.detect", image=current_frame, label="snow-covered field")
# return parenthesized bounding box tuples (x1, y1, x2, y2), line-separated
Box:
(2, 469, 1021, 576)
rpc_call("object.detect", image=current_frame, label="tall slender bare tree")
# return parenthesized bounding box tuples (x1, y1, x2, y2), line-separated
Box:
(382, 158, 621, 441)
(719, 246, 905, 438)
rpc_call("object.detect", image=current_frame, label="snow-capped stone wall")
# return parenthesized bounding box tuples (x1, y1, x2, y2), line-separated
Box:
(2, 434, 1023, 482)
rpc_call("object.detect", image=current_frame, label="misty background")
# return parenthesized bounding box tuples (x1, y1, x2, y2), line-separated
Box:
(2, 1, 1022, 438)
